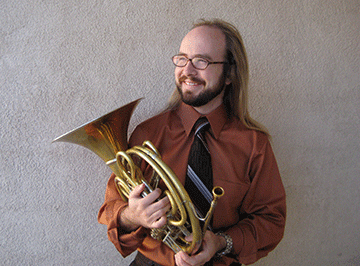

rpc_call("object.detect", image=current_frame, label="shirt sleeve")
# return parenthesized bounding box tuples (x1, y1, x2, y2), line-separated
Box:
(97, 173, 149, 257)
(227, 138, 286, 265)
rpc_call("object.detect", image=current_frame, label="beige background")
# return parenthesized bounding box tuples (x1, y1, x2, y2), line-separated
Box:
(1, 0, 359, 265)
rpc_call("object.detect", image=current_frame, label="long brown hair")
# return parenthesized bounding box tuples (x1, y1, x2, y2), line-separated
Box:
(166, 19, 269, 136)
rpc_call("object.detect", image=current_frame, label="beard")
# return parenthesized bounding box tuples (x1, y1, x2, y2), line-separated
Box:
(176, 73, 227, 107)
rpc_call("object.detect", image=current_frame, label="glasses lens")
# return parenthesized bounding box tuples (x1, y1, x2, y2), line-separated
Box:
(173, 56, 187, 67)
(172, 56, 210, 70)
(192, 58, 209, 70)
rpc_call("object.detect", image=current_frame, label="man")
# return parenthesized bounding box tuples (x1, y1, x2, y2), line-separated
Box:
(98, 19, 286, 266)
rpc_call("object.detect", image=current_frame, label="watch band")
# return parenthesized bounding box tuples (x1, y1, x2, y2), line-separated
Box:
(215, 232, 233, 257)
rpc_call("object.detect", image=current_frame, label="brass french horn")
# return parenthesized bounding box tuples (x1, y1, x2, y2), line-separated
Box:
(53, 99, 224, 254)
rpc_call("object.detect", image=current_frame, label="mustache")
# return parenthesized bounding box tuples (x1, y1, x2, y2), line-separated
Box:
(178, 76, 205, 84)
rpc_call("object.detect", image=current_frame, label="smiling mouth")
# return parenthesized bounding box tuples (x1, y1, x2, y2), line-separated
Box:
(180, 76, 205, 86)
(184, 81, 201, 86)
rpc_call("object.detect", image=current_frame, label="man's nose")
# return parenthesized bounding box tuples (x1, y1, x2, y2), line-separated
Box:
(182, 60, 197, 76)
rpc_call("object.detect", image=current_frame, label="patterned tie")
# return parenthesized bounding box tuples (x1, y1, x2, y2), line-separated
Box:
(185, 117, 213, 218)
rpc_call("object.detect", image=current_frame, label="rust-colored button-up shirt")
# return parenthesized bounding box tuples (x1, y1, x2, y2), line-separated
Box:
(98, 102, 286, 265)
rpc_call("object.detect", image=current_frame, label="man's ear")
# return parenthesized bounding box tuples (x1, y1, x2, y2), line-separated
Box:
(225, 65, 233, 85)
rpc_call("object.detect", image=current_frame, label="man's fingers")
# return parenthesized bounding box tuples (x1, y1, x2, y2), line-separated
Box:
(174, 251, 187, 266)
(185, 234, 193, 242)
(174, 251, 196, 266)
(150, 216, 167, 229)
(128, 185, 172, 228)
(129, 185, 164, 205)
(129, 183, 145, 199)
(153, 194, 171, 210)
(140, 187, 163, 205)
(145, 196, 171, 227)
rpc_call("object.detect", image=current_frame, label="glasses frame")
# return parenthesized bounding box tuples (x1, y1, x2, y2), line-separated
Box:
(172, 55, 229, 70)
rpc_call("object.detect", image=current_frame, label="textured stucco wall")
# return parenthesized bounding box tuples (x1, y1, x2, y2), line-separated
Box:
(1, 0, 359, 265)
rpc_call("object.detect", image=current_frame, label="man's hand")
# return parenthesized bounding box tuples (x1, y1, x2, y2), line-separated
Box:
(174, 231, 227, 266)
(119, 184, 171, 231)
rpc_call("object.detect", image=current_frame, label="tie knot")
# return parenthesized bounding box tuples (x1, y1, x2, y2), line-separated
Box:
(193, 117, 210, 136)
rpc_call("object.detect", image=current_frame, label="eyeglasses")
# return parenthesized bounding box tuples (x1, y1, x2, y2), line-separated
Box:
(172, 55, 229, 70)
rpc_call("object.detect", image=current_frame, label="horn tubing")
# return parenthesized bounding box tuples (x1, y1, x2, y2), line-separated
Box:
(202, 186, 225, 235)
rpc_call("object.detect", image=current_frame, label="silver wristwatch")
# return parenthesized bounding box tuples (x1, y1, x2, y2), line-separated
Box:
(215, 232, 233, 257)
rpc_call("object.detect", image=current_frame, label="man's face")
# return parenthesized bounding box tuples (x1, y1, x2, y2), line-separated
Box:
(175, 26, 231, 108)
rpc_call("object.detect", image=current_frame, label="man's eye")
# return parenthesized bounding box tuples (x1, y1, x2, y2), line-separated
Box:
(193, 58, 208, 68)
(194, 58, 207, 64)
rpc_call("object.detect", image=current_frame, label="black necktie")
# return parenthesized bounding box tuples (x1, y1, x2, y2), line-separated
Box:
(185, 117, 213, 218)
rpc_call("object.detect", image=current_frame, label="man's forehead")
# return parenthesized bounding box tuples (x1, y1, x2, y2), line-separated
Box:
(179, 26, 227, 59)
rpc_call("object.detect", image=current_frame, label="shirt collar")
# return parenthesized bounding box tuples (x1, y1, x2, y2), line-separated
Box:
(176, 102, 228, 139)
